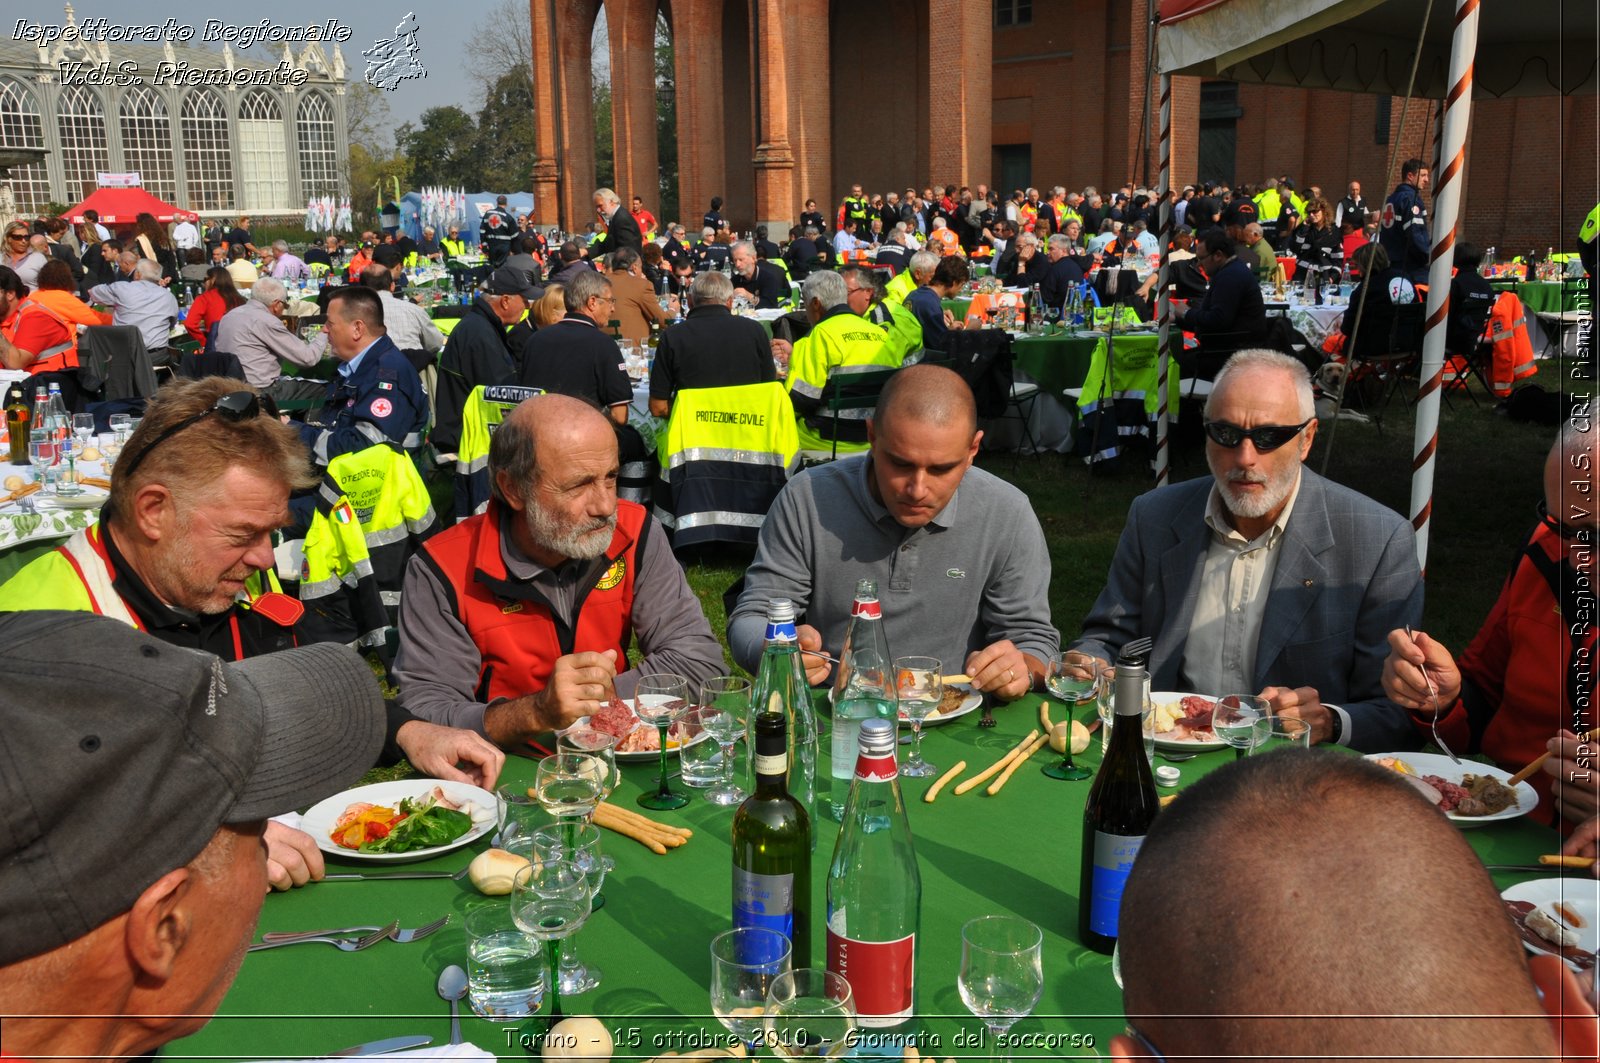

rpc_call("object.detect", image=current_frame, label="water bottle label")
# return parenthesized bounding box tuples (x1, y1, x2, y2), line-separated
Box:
(826, 928, 914, 1026)
(1087, 830, 1144, 937)
(852, 751, 897, 783)
(850, 598, 881, 619)
(764, 620, 798, 643)
(733, 867, 795, 940)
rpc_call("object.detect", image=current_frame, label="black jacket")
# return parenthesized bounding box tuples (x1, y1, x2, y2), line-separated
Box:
(1184, 256, 1266, 339)
(649, 304, 777, 402)
(592, 206, 643, 259)
(1039, 254, 1088, 311)
(434, 297, 517, 453)
(516, 313, 631, 410)
(735, 260, 789, 308)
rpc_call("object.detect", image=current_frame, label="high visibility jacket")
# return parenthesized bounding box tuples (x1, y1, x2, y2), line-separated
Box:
(308, 261, 331, 278)
(441, 238, 468, 258)
(324, 441, 439, 612)
(453, 384, 544, 522)
(929, 228, 960, 256)
(284, 490, 388, 650)
(0, 524, 298, 654)
(844, 196, 872, 231)
(656, 381, 799, 547)
(866, 299, 923, 363)
(1, 297, 79, 374)
(1253, 190, 1282, 221)
(1019, 202, 1039, 233)
(787, 306, 899, 453)
(1485, 291, 1537, 396)
(884, 270, 917, 306)
(416, 498, 648, 704)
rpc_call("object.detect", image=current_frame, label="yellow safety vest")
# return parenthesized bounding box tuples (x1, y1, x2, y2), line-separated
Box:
(656, 381, 799, 547)
(1254, 191, 1282, 221)
(787, 310, 899, 454)
(884, 270, 917, 305)
(865, 300, 922, 364)
(1581, 202, 1600, 244)
(441, 237, 468, 257)
(453, 384, 545, 521)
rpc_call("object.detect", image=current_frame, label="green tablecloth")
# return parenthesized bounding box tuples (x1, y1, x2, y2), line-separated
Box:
(1491, 280, 1587, 315)
(171, 694, 1552, 1059)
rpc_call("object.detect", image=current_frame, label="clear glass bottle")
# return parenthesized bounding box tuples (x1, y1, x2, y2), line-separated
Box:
(732, 712, 811, 968)
(826, 718, 920, 1045)
(747, 598, 819, 848)
(830, 580, 896, 821)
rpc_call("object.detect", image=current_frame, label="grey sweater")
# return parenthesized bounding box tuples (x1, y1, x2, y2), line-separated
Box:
(729, 456, 1059, 675)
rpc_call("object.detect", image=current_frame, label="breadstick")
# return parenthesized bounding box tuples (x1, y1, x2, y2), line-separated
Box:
(602, 801, 693, 837)
(591, 805, 674, 853)
(986, 733, 1048, 796)
(1538, 854, 1597, 869)
(1038, 701, 1054, 732)
(80, 476, 111, 490)
(592, 803, 687, 847)
(3, 482, 42, 503)
(953, 734, 1036, 795)
(922, 760, 967, 803)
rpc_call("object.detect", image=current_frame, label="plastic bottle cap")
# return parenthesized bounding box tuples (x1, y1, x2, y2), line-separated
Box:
(1154, 765, 1181, 787)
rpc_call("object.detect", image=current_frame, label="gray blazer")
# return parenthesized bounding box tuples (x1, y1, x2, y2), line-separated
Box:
(1073, 469, 1424, 752)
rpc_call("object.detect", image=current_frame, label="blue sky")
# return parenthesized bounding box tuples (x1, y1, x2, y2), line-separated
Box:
(14, 2, 506, 126)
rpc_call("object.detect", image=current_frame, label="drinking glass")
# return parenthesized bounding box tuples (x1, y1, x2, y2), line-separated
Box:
(531, 824, 608, 994)
(28, 435, 58, 490)
(510, 855, 593, 1025)
(634, 673, 691, 810)
(1045, 304, 1061, 334)
(108, 413, 132, 442)
(1213, 694, 1269, 760)
(710, 927, 792, 1049)
(70, 413, 94, 449)
(556, 729, 620, 807)
(958, 915, 1044, 1063)
(534, 753, 605, 824)
(1043, 651, 1096, 780)
(464, 902, 546, 1021)
(764, 968, 856, 1061)
(699, 676, 752, 806)
(894, 656, 941, 779)
(1248, 715, 1311, 755)
(495, 782, 549, 849)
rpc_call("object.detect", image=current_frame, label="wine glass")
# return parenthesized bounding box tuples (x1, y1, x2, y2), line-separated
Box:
(710, 927, 793, 1050)
(534, 752, 605, 824)
(28, 434, 58, 491)
(959, 915, 1044, 1063)
(1213, 694, 1269, 760)
(764, 968, 856, 1060)
(70, 413, 94, 449)
(1045, 304, 1061, 334)
(495, 782, 548, 849)
(634, 673, 691, 810)
(1043, 651, 1097, 780)
(531, 824, 608, 995)
(557, 729, 620, 807)
(893, 656, 941, 779)
(108, 413, 132, 443)
(1248, 715, 1311, 755)
(699, 676, 752, 806)
(510, 855, 593, 1026)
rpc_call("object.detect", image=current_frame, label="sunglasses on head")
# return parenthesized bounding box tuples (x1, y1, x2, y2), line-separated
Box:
(1538, 499, 1594, 543)
(120, 391, 261, 480)
(1204, 418, 1313, 452)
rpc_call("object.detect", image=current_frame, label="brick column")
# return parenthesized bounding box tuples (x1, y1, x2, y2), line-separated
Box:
(608, 0, 661, 215)
(554, 0, 601, 229)
(925, 0, 991, 187)
(783, 0, 830, 229)
(530, 0, 562, 226)
(670, 0, 724, 231)
(751, 0, 795, 234)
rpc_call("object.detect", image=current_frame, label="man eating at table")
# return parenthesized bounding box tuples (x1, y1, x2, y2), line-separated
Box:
(0, 377, 506, 888)
(1073, 349, 1423, 751)
(394, 393, 722, 748)
(729, 363, 1058, 698)
(1111, 750, 1584, 1062)
(0, 610, 386, 1062)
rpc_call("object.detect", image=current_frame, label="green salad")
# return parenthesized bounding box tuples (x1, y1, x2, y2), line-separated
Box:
(358, 793, 474, 854)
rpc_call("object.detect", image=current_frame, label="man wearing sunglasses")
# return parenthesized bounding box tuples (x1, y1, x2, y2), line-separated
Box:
(0, 377, 506, 889)
(1384, 421, 1600, 831)
(1074, 349, 1422, 752)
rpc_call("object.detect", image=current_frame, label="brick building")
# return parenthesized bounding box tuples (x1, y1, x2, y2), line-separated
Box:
(531, 0, 1595, 252)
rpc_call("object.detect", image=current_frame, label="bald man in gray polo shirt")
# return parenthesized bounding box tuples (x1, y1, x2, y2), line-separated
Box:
(729, 364, 1058, 698)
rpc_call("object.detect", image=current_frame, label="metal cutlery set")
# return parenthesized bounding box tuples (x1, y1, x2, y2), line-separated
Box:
(248, 914, 450, 953)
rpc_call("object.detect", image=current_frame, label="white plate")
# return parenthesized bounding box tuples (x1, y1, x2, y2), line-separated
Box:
(826, 686, 982, 727)
(1502, 878, 1600, 971)
(572, 711, 714, 763)
(301, 780, 495, 863)
(34, 491, 106, 510)
(1151, 691, 1228, 752)
(1363, 752, 1538, 827)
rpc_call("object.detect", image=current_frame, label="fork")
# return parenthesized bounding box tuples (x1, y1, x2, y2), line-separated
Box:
(260, 915, 448, 945)
(248, 920, 398, 952)
(1121, 636, 1153, 663)
(1406, 625, 1460, 764)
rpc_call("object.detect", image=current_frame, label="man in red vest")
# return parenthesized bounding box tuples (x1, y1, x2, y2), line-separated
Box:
(394, 393, 722, 748)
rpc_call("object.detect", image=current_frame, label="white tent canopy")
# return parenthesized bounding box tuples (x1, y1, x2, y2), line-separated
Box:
(1157, 0, 1595, 98)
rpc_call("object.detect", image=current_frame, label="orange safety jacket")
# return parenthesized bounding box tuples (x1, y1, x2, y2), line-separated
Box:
(1485, 291, 1538, 396)
(1, 297, 80, 374)
(415, 498, 647, 705)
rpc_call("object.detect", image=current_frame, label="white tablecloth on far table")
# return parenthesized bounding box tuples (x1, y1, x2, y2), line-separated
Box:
(0, 458, 108, 552)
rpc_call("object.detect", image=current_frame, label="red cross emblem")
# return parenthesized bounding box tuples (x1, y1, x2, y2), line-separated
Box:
(1381, 202, 1397, 229)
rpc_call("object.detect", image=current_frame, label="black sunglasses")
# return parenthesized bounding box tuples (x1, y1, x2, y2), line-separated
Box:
(120, 391, 261, 479)
(1538, 499, 1593, 543)
(1204, 418, 1313, 452)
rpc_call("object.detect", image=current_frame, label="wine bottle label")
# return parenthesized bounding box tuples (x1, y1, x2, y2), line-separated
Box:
(1087, 830, 1145, 937)
(853, 751, 897, 783)
(754, 752, 788, 777)
(764, 619, 798, 644)
(850, 599, 882, 619)
(733, 867, 796, 939)
(826, 928, 915, 1026)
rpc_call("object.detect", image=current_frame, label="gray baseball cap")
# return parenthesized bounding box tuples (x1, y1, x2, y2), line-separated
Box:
(0, 611, 386, 964)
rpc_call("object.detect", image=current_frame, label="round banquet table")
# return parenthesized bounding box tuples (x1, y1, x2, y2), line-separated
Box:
(168, 693, 1558, 1060)
(0, 456, 110, 580)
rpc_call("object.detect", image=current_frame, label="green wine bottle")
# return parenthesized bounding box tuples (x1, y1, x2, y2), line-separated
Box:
(732, 712, 811, 968)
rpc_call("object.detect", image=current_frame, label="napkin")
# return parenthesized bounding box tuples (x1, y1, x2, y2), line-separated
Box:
(271, 811, 303, 832)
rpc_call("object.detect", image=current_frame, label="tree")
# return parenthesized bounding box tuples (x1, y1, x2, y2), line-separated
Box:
(475, 71, 538, 192)
(470, 0, 535, 98)
(593, 82, 615, 192)
(396, 107, 480, 189)
(344, 82, 408, 227)
(655, 16, 678, 226)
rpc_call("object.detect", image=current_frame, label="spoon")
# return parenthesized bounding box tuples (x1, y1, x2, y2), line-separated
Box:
(436, 964, 468, 1045)
(1159, 750, 1199, 762)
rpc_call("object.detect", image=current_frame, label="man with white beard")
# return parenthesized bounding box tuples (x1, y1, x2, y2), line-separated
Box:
(1073, 350, 1423, 752)
(393, 394, 722, 748)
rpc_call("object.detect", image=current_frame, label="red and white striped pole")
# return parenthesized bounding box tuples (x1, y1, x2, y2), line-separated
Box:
(1410, 0, 1481, 572)
(1155, 72, 1173, 486)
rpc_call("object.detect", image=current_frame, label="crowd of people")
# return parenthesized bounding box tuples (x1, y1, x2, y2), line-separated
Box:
(0, 163, 1591, 1058)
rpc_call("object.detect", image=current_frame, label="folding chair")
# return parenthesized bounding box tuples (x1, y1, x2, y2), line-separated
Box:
(798, 366, 900, 463)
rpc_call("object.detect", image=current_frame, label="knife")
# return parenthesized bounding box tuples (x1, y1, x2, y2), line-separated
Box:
(1483, 864, 1581, 873)
(325, 1034, 434, 1056)
(322, 871, 459, 881)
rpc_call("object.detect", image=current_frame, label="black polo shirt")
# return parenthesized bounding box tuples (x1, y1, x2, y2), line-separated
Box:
(516, 313, 632, 410)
